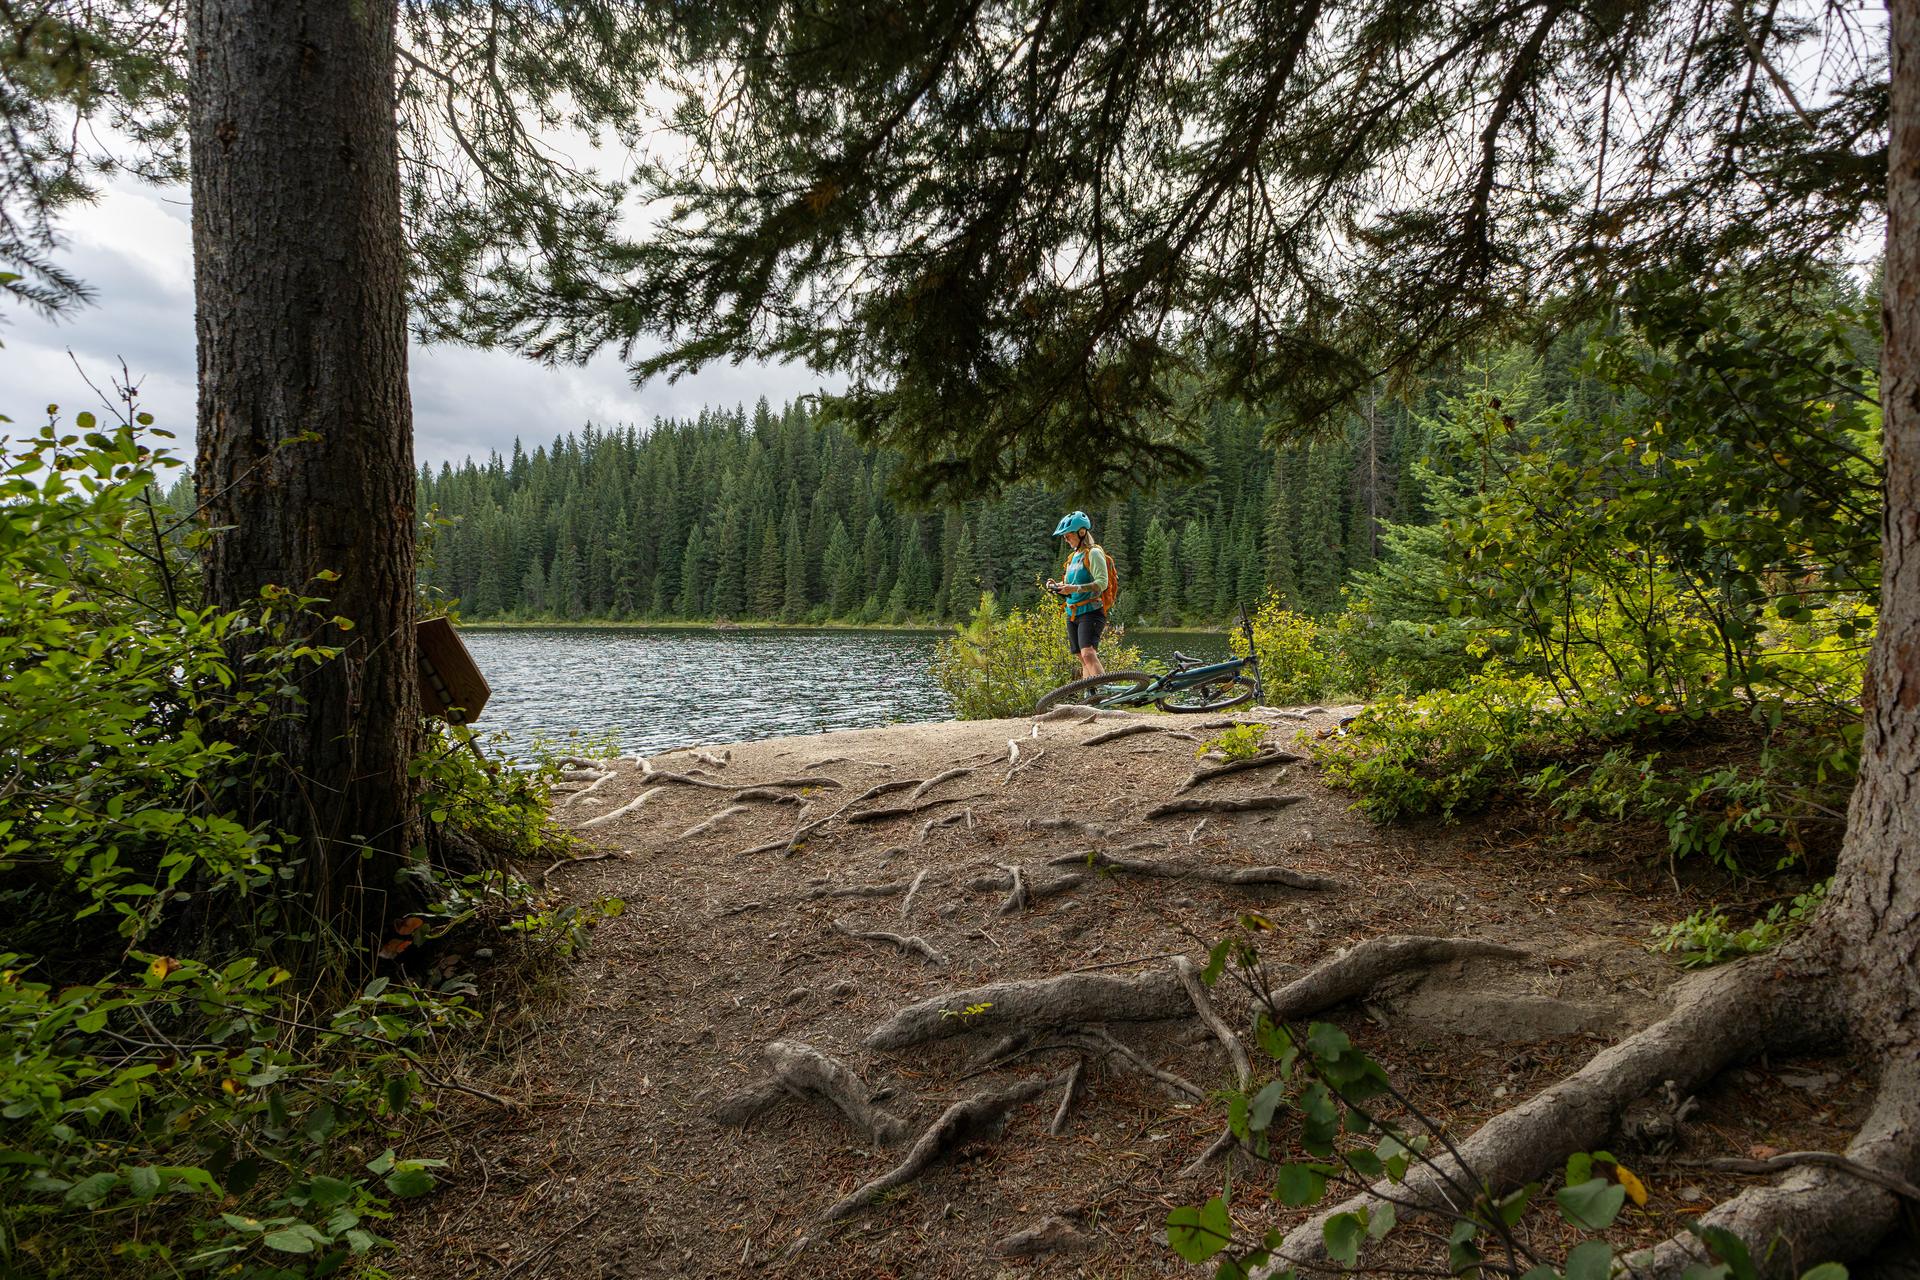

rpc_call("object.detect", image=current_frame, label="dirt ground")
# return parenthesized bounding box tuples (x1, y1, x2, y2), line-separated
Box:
(388, 706, 1876, 1278)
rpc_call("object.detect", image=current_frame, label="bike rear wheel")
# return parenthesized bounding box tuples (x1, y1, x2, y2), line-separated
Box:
(1156, 675, 1258, 713)
(1033, 670, 1159, 714)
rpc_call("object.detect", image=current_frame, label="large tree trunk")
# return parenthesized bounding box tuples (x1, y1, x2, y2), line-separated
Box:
(189, 0, 420, 956)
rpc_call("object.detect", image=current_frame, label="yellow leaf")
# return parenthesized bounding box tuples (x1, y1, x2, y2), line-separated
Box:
(220, 1078, 242, 1095)
(1614, 1161, 1648, 1206)
(149, 956, 180, 980)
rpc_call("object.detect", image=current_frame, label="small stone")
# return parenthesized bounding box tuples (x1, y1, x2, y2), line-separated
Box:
(1678, 1184, 1706, 1202)
(785, 987, 808, 1005)
(830, 980, 859, 998)
(474, 948, 493, 960)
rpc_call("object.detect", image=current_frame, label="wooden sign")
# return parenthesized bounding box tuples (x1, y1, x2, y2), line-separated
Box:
(417, 616, 490, 723)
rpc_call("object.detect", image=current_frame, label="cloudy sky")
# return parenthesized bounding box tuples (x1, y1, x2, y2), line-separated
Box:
(3, 173, 832, 471)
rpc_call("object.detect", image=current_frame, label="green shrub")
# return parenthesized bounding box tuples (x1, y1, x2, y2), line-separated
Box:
(0, 413, 585, 1276)
(1200, 724, 1268, 762)
(933, 593, 1146, 719)
(1649, 882, 1829, 968)
(1312, 673, 1560, 821)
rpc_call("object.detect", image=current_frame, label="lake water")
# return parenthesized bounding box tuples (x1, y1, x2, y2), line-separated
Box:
(459, 626, 1219, 758)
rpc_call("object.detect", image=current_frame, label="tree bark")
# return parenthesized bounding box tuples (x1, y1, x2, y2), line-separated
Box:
(189, 0, 419, 955)
(1827, 0, 1920, 1061)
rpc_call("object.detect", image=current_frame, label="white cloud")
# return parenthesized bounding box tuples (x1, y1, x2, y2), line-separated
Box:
(3, 174, 835, 467)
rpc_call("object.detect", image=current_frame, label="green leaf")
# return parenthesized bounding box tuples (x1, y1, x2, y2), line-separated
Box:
(263, 1225, 320, 1254)
(1556, 1177, 1626, 1229)
(1273, 1164, 1326, 1207)
(1566, 1240, 1614, 1280)
(127, 1165, 162, 1201)
(385, 1165, 437, 1198)
(1797, 1267, 1848, 1280)
(1305, 1022, 1352, 1063)
(64, 1171, 118, 1206)
(1202, 937, 1233, 986)
(1166, 1196, 1233, 1263)
(1565, 1151, 1594, 1185)
(1322, 1211, 1365, 1266)
(1366, 1201, 1395, 1240)
(1248, 1080, 1288, 1134)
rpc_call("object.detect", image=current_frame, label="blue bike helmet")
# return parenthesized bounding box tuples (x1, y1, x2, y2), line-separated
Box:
(1052, 510, 1091, 537)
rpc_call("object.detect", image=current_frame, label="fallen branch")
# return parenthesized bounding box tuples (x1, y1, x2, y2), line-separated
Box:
(579, 786, 664, 829)
(1046, 848, 1336, 892)
(1144, 794, 1306, 820)
(832, 918, 949, 967)
(823, 1077, 1051, 1220)
(710, 1041, 909, 1147)
(1176, 751, 1304, 793)
(1050, 1058, 1086, 1136)
(678, 804, 752, 840)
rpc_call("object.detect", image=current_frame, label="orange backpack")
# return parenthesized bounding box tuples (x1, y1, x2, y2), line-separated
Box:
(1064, 544, 1119, 615)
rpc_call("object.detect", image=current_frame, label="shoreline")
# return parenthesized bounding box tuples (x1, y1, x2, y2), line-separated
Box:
(455, 618, 1233, 636)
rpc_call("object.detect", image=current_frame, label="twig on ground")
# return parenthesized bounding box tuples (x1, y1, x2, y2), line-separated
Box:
(1004, 748, 1046, 785)
(900, 869, 931, 920)
(540, 850, 615, 884)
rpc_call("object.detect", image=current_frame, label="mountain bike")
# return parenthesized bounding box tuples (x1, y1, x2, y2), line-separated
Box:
(1033, 609, 1264, 714)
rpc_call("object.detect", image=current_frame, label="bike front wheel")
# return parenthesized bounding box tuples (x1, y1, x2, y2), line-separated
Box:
(1156, 675, 1258, 713)
(1033, 670, 1159, 714)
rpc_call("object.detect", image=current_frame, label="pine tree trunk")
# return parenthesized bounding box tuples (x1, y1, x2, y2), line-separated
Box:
(189, 0, 420, 952)
(1829, 0, 1920, 1056)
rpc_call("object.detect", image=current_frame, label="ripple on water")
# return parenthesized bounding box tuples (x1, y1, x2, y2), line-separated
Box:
(459, 627, 952, 759)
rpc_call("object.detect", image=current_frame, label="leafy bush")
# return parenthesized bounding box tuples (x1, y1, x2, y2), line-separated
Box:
(1649, 882, 1830, 968)
(933, 592, 1144, 719)
(1312, 674, 1560, 821)
(1199, 724, 1268, 762)
(0, 412, 582, 1276)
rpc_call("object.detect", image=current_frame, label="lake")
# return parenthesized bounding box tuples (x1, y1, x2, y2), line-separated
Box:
(458, 625, 1222, 758)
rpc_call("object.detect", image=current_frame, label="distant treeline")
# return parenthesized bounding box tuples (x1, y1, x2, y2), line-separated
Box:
(415, 344, 1609, 626)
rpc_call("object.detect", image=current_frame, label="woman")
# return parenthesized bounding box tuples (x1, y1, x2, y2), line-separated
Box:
(1046, 510, 1109, 680)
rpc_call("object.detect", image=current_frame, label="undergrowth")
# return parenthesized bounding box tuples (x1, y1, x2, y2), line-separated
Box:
(0, 410, 599, 1277)
(934, 591, 1146, 719)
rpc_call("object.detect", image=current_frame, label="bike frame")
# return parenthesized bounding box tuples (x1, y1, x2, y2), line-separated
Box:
(1085, 607, 1264, 708)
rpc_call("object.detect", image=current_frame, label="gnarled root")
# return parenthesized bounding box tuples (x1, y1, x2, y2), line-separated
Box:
(1624, 1057, 1920, 1279)
(579, 786, 664, 829)
(1049, 848, 1336, 892)
(1144, 794, 1305, 819)
(1176, 751, 1304, 793)
(823, 1077, 1052, 1219)
(1264, 956, 1829, 1274)
(832, 918, 949, 967)
(710, 1041, 910, 1147)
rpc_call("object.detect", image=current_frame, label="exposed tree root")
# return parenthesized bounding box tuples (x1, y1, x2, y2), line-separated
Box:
(558, 770, 615, 808)
(642, 761, 843, 793)
(867, 935, 1526, 1052)
(899, 868, 931, 919)
(1144, 794, 1305, 819)
(1032, 705, 1131, 722)
(802, 754, 896, 770)
(1174, 955, 1251, 1086)
(1625, 1058, 1920, 1278)
(1079, 1027, 1205, 1100)
(709, 1041, 909, 1147)
(1050, 1058, 1086, 1136)
(1085, 721, 1197, 747)
(1024, 815, 1113, 839)
(823, 1076, 1052, 1220)
(1047, 848, 1337, 892)
(907, 766, 976, 803)
(967, 869, 1087, 901)
(1004, 748, 1046, 785)
(777, 778, 921, 854)
(578, 786, 664, 829)
(689, 748, 731, 769)
(1176, 750, 1304, 793)
(1664, 1151, 1920, 1203)
(831, 918, 949, 967)
(1266, 956, 1828, 1274)
(731, 787, 806, 805)
(997, 864, 1029, 915)
(809, 879, 918, 900)
(912, 807, 974, 845)
(677, 804, 752, 840)
(848, 792, 985, 825)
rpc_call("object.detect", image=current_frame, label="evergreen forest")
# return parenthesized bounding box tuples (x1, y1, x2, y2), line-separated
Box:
(415, 340, 1617, 627)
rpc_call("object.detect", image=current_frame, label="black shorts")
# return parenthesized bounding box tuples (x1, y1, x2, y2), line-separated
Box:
(1066, 608, 1106, 653)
